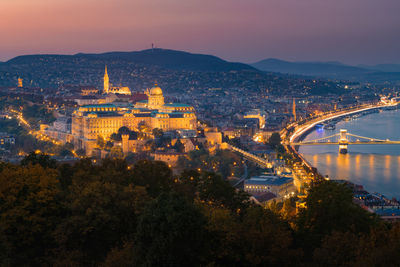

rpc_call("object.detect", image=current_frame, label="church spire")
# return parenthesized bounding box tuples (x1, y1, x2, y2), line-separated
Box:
(103, 65, 109, 94)
(292, 98, 296, 121)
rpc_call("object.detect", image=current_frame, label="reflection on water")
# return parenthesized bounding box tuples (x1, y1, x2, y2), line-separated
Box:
(302, 152, 400, 198)
(300, 109, 400, 199)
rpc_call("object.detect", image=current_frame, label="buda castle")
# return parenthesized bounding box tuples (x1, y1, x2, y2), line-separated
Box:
(70, 67, 197, 154)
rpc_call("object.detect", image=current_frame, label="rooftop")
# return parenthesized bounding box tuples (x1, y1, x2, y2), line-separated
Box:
(245, 176, 293, 186)
(81, 104, 117, 108)
(164, 103, 192, 107)
(250, 192, 277, 203)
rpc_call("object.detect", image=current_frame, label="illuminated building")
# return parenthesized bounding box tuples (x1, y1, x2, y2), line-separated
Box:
(151, 151, 185, 168)
(292, 98, 296, 121)
(0, 133, 15, 146)
(244, 176, 295, 198)
(103, 65, 131, 95)
(243, 109, 266, 128)
(72, 85, 197, 154)
(80, 87, 99, 96)
(17, 78, 23, 88)
(104, 65, 109, 93)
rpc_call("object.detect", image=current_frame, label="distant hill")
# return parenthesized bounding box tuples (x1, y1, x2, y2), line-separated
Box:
(7, 49, 256, 72)
(358, 63, 400, 73)
(251, 58, 400, 82)
(0, 49, 260, 89)
(0, 48, 258, 90)
(251, 58, 371, 78)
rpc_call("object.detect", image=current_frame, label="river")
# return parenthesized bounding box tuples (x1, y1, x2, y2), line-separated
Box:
(299, 108, 400, 199)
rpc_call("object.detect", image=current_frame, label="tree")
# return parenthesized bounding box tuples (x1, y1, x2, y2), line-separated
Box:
(20, 151, 57, 169)
(138, 122, 150, 134)
(102, 241, 135, 267)
(203, 205, 301, 266)
(174, 169, 201, 201)
(63, 142, 74, 151)
(59, 149, 74, 157)
(124, 152, 149, 165)
(118, 126, 130, 135)
(354, 224, 400, 266)
(110, 133, 121, 141)
(0, 164, 62, 266)
(4, 156, 400, 266)
(109, 146, 123, 159)
(296, 180, 379, 255)
(75, 148, 86, 157)
(174, 138, 185, 152)
(97, 135, 106, 149)
(152, 128, 163, 138)
(235, 207, 301, 266)
(105, 141, 114, 150)
(133, 192, 211, 266)
(53, 159, 149, 265)
(197, 172, 251, 211)
(312, 231, 359, 266)
(268, 132, 281, 148)
(131, 160, 173, 197)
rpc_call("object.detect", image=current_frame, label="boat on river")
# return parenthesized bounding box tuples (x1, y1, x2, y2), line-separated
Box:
(323, 123, 336, 130)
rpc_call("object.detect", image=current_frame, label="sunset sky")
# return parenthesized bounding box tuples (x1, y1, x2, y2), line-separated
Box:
(1, 0, 399, 64)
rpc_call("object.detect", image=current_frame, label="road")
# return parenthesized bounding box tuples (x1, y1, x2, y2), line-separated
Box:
(282, 101, 399, 179)
(288, 102, 398, 144)
(9, 108, 63, 147)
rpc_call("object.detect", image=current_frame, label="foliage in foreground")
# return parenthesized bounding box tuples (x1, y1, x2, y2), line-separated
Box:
(0, 155, 399, 266)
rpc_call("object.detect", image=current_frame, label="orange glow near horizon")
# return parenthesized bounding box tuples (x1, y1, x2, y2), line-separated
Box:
(1, 0, 400, 64)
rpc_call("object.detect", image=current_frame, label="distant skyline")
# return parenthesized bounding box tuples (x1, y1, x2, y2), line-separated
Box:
(1, 0, 400, 65)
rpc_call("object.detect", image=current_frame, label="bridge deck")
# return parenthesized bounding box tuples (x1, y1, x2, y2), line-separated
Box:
(290, 141, 400, 146)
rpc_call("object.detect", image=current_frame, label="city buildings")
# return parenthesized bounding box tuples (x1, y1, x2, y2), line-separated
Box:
(0, 133, 15, 147)
(244, 175, 296, 204)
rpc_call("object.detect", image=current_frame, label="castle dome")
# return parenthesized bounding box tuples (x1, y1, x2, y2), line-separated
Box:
(150, 85, 163, 96)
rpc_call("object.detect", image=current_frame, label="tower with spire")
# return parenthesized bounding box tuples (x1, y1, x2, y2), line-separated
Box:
(292, 98, 296, 121)
(103, 65, 109, 93)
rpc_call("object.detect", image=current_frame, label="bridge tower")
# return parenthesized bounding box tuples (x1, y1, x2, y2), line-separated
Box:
(339, 129, 348, 154)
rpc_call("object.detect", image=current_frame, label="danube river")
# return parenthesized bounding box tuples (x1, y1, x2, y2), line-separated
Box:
(299, 108, 400, 199)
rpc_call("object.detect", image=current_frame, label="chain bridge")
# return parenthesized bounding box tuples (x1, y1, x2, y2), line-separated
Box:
(289, 129, 400, 154)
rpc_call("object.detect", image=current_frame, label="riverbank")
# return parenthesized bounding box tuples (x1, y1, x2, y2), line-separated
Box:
(290, 103, 399, 144)
(283, 102, 400, 218)
(300, 107, 400, 199)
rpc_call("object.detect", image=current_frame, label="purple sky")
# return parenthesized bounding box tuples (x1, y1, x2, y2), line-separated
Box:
(1, 0, 399, 64)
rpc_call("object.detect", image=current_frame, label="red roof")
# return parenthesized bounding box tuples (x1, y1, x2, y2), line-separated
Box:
(129, 93, 148, 103)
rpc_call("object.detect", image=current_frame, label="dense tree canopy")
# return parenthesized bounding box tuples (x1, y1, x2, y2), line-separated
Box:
(134, 192, 211, 266)
(268, 132, 282, 147)
(0, 156, 399, 266)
